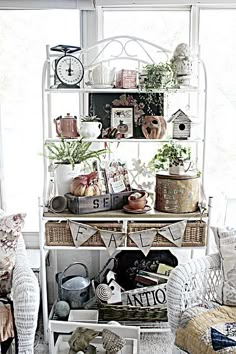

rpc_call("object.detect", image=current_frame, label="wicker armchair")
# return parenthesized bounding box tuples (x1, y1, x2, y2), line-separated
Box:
(11, 234, 40, 353)
(166, 253, 222, 353)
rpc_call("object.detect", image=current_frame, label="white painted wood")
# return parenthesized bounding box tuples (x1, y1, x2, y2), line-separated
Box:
(0, 0, 95, 10)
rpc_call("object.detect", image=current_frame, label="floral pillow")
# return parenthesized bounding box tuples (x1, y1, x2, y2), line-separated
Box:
(0, 213, 26, 296)
(211, 226, 236, 306)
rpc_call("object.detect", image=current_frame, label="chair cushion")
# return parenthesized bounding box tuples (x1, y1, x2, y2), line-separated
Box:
(175, 304, 236, 354)
(211, 226, 236, 306)
(0, 213, 26, 296)
(0, 299, 14, 342)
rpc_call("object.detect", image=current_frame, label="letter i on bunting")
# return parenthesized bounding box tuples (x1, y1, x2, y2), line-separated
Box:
(128, 228, 157, 256)
(158, 220, 187, 247)
(68, 220, 97, 248)
(100, 230, 126, 255)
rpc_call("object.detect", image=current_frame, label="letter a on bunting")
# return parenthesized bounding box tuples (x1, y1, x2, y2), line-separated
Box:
(158, 220, 187, 247)
(68, 220, 97, 248)
(128, 228, 157, 256)
(100, 230, 126, 255)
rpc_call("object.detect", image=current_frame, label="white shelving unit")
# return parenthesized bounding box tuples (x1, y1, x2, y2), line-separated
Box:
(40, 36, 211, 350)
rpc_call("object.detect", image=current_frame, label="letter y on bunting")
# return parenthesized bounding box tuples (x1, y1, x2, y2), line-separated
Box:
(68, 220, 97, 248)
(158, 220, 187, 247)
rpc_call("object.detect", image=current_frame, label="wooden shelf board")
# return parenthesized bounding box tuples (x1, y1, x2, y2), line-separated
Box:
(43, 208, 207, 220)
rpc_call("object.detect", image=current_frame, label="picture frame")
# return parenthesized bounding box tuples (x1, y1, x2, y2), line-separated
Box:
(111, 106, 134, 138)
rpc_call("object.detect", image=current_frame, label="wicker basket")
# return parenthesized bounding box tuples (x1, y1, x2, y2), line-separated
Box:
(127, 221, 207, 247)
(98, 303, 167, 322)
(45, 221, 123, 247)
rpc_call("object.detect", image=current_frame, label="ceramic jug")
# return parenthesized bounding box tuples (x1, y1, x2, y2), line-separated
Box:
(54, 113, 79, 138)
(79, 121, 102, 139)
(88, 64, 116, 87)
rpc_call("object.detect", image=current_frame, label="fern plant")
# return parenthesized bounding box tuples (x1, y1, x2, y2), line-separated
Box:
(45, 138, 107, 169)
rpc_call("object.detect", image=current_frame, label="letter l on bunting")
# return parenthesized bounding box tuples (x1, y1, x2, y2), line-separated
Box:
(128, 228, 157, 256)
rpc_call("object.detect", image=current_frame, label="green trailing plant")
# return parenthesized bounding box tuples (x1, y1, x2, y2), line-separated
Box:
(149, 141, 191, 171)
(45, 138, 107, 169)
(142, 62, 175, 90)
(80, 115, 101, 122)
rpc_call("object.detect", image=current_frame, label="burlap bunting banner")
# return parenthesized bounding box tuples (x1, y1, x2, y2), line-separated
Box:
(68, 220, 187, 254)
(158, 220, 187, 247)
(68, 220, 97, 248)
(128, 228, 157, 256)
(100, 230, 126, 256)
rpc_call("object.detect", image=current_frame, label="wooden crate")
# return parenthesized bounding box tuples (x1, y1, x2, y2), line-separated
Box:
(111, 190, 134, 210)
(45, 221, 123, 247)
(65, 193, 111, 214)
(127, 221, 206, 247)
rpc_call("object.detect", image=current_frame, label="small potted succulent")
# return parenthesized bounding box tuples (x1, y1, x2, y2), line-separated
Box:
(149, 141, 192, 175)
(139, 62, 175, 90)
(79, 115, 102, 139)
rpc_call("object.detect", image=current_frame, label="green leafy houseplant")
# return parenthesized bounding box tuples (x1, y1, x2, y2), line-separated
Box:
(45, 138, 107, 169)
(142, 62, 175, 90)
(149, 141, 191, 171)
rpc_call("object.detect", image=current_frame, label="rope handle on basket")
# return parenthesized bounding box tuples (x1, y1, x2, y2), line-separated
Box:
(92, 257, 118, 282)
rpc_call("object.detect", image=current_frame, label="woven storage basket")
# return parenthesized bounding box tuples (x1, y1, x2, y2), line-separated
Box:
(45, 221, 123, 247)
(98, 303, 167, 322)
(127, 221, 206, 247)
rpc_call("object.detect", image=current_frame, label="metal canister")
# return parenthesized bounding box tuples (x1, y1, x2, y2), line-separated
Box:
(155, 172, 199, 213)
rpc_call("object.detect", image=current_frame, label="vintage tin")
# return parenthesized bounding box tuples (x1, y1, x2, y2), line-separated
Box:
(155, 172, 199, 213)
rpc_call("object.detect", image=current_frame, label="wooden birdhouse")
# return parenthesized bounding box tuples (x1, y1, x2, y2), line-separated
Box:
(168, 109, 191, 139)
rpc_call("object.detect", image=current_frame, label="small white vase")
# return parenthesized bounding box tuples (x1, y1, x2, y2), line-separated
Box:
(55, 164, 81, 195)
(79, 122, 102, 139)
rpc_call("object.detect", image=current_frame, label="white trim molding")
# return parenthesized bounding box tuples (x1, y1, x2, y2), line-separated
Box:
(96, 0, 236, 5)
(0, 0, 95, 10)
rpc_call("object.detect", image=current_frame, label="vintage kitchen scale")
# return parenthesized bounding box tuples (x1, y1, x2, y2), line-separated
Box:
(50, 44, 84, 88)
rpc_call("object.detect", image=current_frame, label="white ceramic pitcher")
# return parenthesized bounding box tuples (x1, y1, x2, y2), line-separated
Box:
(88, 64, 115, 87)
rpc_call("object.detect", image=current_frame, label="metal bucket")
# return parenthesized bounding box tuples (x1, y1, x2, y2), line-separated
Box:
(56, 262, 90, 309)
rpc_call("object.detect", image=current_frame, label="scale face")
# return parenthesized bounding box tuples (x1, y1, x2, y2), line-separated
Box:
(55, 55, 84, 87)
(51, 44, 84, 88)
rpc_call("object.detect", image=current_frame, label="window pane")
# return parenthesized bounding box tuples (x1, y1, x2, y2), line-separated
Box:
(104, 9, 190, 49)
(200, 9, 236, 200)
(0, 10, 80, 231)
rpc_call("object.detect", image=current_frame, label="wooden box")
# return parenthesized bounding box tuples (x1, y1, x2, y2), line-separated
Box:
(116, 69, 137, 89)
(65, 193, 111, 214)
(111, 190, 134, 210)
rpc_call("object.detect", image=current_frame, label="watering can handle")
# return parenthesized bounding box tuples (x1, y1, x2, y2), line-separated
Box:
(62, 262, 89, 279)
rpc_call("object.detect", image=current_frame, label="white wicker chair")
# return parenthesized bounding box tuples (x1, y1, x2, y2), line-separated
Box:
(11, 234, 40, 354)
(166, 253, 222, 353)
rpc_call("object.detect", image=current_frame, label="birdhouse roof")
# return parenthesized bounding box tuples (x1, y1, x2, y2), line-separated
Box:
(168, 109, 192, 123)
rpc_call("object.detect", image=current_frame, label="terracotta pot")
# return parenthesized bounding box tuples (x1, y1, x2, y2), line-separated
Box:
(128, 191, 148, 210)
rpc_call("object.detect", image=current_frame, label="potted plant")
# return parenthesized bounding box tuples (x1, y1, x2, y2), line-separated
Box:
(45, 138, 107, 195)
(79, 115, 102, 139)
(149, 141, 192, 175)
(140, 62, 175, 90)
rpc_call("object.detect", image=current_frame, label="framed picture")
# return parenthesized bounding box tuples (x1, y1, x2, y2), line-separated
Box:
(88, 92, 164, 138)
(110, 106, 134, 138)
